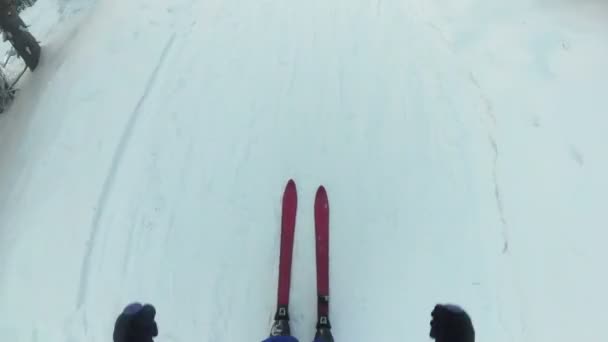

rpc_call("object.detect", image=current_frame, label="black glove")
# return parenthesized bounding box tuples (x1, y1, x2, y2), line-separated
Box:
(430, 304, 475, 342)
(113, 303, 158, 342)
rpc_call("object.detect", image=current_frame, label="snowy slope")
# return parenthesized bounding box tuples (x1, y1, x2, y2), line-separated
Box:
(0, 0, 606, 341)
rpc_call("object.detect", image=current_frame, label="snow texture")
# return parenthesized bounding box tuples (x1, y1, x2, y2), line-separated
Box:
(0, 0, 607, 342)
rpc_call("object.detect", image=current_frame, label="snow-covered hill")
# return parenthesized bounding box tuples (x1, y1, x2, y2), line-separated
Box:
(0, 0, 606, 341)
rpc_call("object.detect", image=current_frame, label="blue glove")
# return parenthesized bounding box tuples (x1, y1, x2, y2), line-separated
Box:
(113, 303, 158, 342)
(263, 335, 299, 342)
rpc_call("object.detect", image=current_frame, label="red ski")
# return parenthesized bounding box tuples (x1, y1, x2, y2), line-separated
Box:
(271, 179, 297, 336)
(314, 186, 334, 342)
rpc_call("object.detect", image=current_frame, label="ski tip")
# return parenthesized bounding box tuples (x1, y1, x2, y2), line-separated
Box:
(316, 185, 327, 199)
(285, 180, 297, 200)
(286, 179, 296, 190)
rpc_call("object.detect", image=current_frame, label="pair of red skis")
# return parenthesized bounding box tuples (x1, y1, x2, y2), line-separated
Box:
(271, 179, 333, 342)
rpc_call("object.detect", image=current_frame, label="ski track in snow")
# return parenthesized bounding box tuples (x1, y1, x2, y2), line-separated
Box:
(76, 33, 177, 308)
(0, 1, 607, 342)
(468, 71, 509, 254)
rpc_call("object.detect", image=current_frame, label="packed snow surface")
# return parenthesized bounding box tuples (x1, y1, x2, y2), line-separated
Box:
(0, 0, 606, 341)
